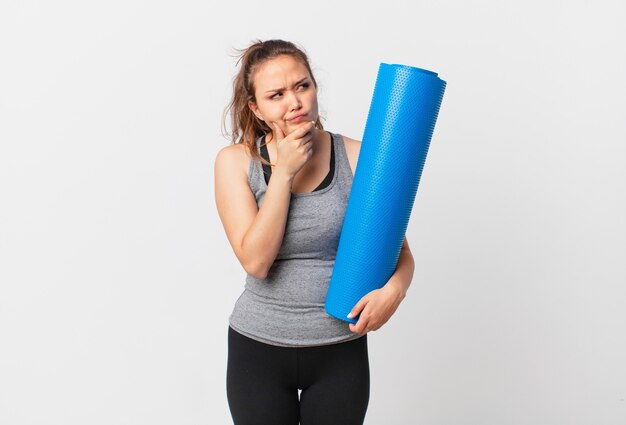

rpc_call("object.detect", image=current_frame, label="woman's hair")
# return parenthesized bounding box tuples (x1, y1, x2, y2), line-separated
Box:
(222, 39, 324, 166)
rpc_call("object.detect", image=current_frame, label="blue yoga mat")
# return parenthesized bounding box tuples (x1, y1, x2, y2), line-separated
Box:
(325, 63, 446, 324)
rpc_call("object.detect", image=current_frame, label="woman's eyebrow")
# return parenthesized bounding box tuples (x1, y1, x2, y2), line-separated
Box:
(265, 77, 309, 93)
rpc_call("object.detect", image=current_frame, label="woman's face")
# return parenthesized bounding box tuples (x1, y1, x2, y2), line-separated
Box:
(248, 54, 318, 136)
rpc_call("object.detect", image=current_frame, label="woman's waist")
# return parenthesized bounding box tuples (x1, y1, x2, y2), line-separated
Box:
(245, 260, 334, 304)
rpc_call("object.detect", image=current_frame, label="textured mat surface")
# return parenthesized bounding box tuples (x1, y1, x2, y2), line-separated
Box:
(325, 63, 447, 324)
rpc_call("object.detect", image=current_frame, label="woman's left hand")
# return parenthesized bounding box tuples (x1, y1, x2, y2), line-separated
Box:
(347, 279, 406, 335)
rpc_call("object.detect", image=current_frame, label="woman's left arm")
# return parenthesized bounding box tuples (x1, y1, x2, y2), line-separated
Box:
(348, 237, 415, 334)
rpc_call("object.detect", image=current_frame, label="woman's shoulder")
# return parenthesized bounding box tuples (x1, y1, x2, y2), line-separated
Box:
(338, 133, 361, 147)
(215, 142, 254, 181)
(335, 133, 362, 176)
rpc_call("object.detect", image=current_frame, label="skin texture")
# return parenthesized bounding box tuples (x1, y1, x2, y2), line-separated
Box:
(215, 54, 415, 335)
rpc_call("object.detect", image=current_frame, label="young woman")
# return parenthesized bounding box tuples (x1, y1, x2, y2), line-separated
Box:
(215, 39, 415, 425)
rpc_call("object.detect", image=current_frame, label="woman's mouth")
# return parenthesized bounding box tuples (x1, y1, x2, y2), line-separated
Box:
(288, 113, 308, 122)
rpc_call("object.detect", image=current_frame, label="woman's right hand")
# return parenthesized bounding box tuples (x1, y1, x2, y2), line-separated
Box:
(270, 120, 316, 179)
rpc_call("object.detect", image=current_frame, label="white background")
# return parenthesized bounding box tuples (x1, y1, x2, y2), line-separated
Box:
(1, 1, 625, 424)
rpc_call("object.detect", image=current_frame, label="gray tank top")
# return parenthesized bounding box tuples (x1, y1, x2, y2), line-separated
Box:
(228, 131, 365, 347)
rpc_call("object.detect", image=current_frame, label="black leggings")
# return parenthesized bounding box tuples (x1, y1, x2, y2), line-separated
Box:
(226, 326, 370, 425)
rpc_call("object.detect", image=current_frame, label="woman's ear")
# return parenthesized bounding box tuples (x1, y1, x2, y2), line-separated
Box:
(248, 100, 264, 122)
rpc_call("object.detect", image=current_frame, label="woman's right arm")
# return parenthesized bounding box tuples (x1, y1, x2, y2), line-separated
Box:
(214, 145, 294, 279)
(215, 121, 314, 278)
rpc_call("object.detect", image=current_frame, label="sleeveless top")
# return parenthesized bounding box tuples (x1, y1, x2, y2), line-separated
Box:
(228, 131, 365, 347)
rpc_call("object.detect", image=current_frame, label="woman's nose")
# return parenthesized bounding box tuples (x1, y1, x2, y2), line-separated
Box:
(286, 91, 302, 110)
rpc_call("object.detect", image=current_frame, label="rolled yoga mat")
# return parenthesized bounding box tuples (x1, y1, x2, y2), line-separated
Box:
(325, 63, 446, 324)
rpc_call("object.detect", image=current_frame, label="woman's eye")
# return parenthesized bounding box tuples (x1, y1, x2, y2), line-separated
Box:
(270, 83, 309, 99)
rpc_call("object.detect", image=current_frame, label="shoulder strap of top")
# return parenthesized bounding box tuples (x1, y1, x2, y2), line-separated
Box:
(259, 134, 272, 185)
(315, 133, 335, 190)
